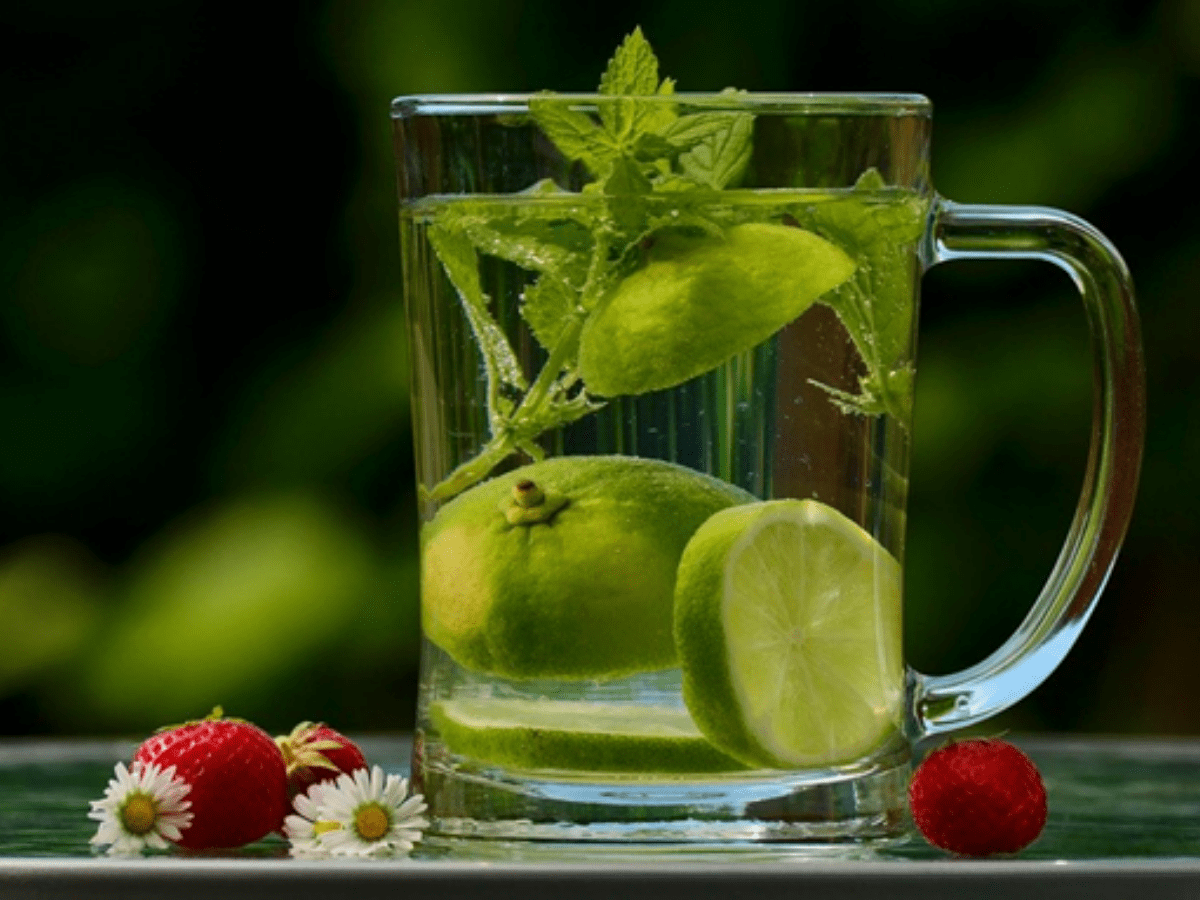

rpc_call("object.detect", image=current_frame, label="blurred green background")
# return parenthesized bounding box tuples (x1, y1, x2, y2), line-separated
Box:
(0, 0, 1194, 738)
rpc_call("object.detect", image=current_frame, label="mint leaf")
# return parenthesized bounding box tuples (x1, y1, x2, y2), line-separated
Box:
(427, 223, 527, 418)
(631, 130, 678, 161)
(597, 28, 676, 151)
(650, 173, 706, 192)
(678, 112, 753, 189)
(603, 155, 652, 195)
(598, 155, 651, 236)
(597, 45, 676, 141)
(599, 27, 660, 96)
(659, 112, 741, 152)
(529, 96, 620, 175)
(598, 27, 657, 139)
(520, 177, 571, 195)
(644, 209, 725, 239)
(641, 77, 679, 134)
(438, 207, 593, 289)
(521, 275, 582, 361)
(536, 32, 679, 178)
(795, 169, 928, 423)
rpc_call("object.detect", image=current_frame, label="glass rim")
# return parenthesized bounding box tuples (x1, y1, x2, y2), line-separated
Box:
(391, 92, 932, 118)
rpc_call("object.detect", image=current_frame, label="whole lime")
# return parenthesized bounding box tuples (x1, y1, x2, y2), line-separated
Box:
(577, 222, 855, 397)
(420, 455, 753, 680)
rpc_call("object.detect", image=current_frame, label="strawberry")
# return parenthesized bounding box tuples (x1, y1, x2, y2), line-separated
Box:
(908, 737, 1047, 857)
(133, 707, 289, 850)
(275, 721, 368, 797)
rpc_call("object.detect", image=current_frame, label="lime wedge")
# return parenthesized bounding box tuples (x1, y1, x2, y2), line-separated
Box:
(430, 698, 747, 773)
(673, 499, 903, 770)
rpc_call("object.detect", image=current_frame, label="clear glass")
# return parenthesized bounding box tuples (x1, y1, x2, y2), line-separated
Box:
(391, 93, 1143, 845)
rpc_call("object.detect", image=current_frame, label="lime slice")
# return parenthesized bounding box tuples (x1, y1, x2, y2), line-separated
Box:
(430, 698, 747, 773)
(673, 499, 903, 770)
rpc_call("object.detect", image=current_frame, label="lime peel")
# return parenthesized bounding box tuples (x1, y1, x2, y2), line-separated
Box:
(431, 698, 747, 773)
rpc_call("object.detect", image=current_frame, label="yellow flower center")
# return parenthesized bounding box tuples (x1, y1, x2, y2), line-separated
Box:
(312, 820, 342, 836)
(121, 796, 157, 835)
(354, 804, 390, 841)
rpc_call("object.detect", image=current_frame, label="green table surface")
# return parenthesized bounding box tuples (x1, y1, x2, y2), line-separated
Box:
(1, 734, 1198, 899)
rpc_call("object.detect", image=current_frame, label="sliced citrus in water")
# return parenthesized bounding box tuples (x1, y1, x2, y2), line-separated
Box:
(673, 499, 903, 770)
(430, 698, 746, 773)
(421, 455, 753, 680)
(577, 222, 855, 397)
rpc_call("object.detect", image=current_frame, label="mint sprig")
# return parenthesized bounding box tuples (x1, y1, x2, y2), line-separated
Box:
(529, 29, 751, 198)
(425, 29, 758, 501)
(421, 29, 918, 502)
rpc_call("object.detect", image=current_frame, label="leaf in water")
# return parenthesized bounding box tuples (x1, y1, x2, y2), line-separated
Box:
(660, 112, 743, 152)
(603, 155, 653, 195)
(651, 173, 709, 193)
(678, 113, 754, 189)
(808, 362, 914, 423)
(643, 208, 725, 239)
(439, 209, 592, 289)
(631, 130, 678, 162)
(427, 223, 527, 405)
(792, 168, 929, 423)
(808, 379, 891, 419)
(521, 275, 581, 361)
(853, 167, 887, 193)
(521, 177, 570, 195)
(603, 155, 653, 236)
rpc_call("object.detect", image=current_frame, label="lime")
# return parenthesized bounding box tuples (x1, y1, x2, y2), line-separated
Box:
(673, 499, 903, 769)
(420, 455, 753, 680)
(430, 698, 746, 773)
(577, 222, 855, 397)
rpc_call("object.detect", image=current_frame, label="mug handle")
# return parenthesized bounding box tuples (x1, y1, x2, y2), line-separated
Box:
(908, 199, 1146, 739)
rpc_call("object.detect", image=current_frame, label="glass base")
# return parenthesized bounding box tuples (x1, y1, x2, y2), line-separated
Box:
(414, 739, 914, 846)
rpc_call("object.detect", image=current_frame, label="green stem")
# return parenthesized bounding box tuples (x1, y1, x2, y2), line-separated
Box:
(426, 223, 614, 503)
(424, 435, 518, 502)
(514, 314, 585, 417)
(424, 309, 588, 503)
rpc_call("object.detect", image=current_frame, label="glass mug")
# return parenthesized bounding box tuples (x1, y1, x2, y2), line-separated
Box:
(391, 93, 1144, 844)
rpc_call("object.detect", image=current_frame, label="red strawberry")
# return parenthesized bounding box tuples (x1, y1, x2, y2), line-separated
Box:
(275, 721, 367, 797)
(908, 737, 1047, 857)
(133, 707, 289, 850)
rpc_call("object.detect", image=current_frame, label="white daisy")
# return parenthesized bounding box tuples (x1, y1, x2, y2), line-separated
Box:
(291, 765, 427, 857)
(283, 781, 340, 858)
(88, 761, 193, 855)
